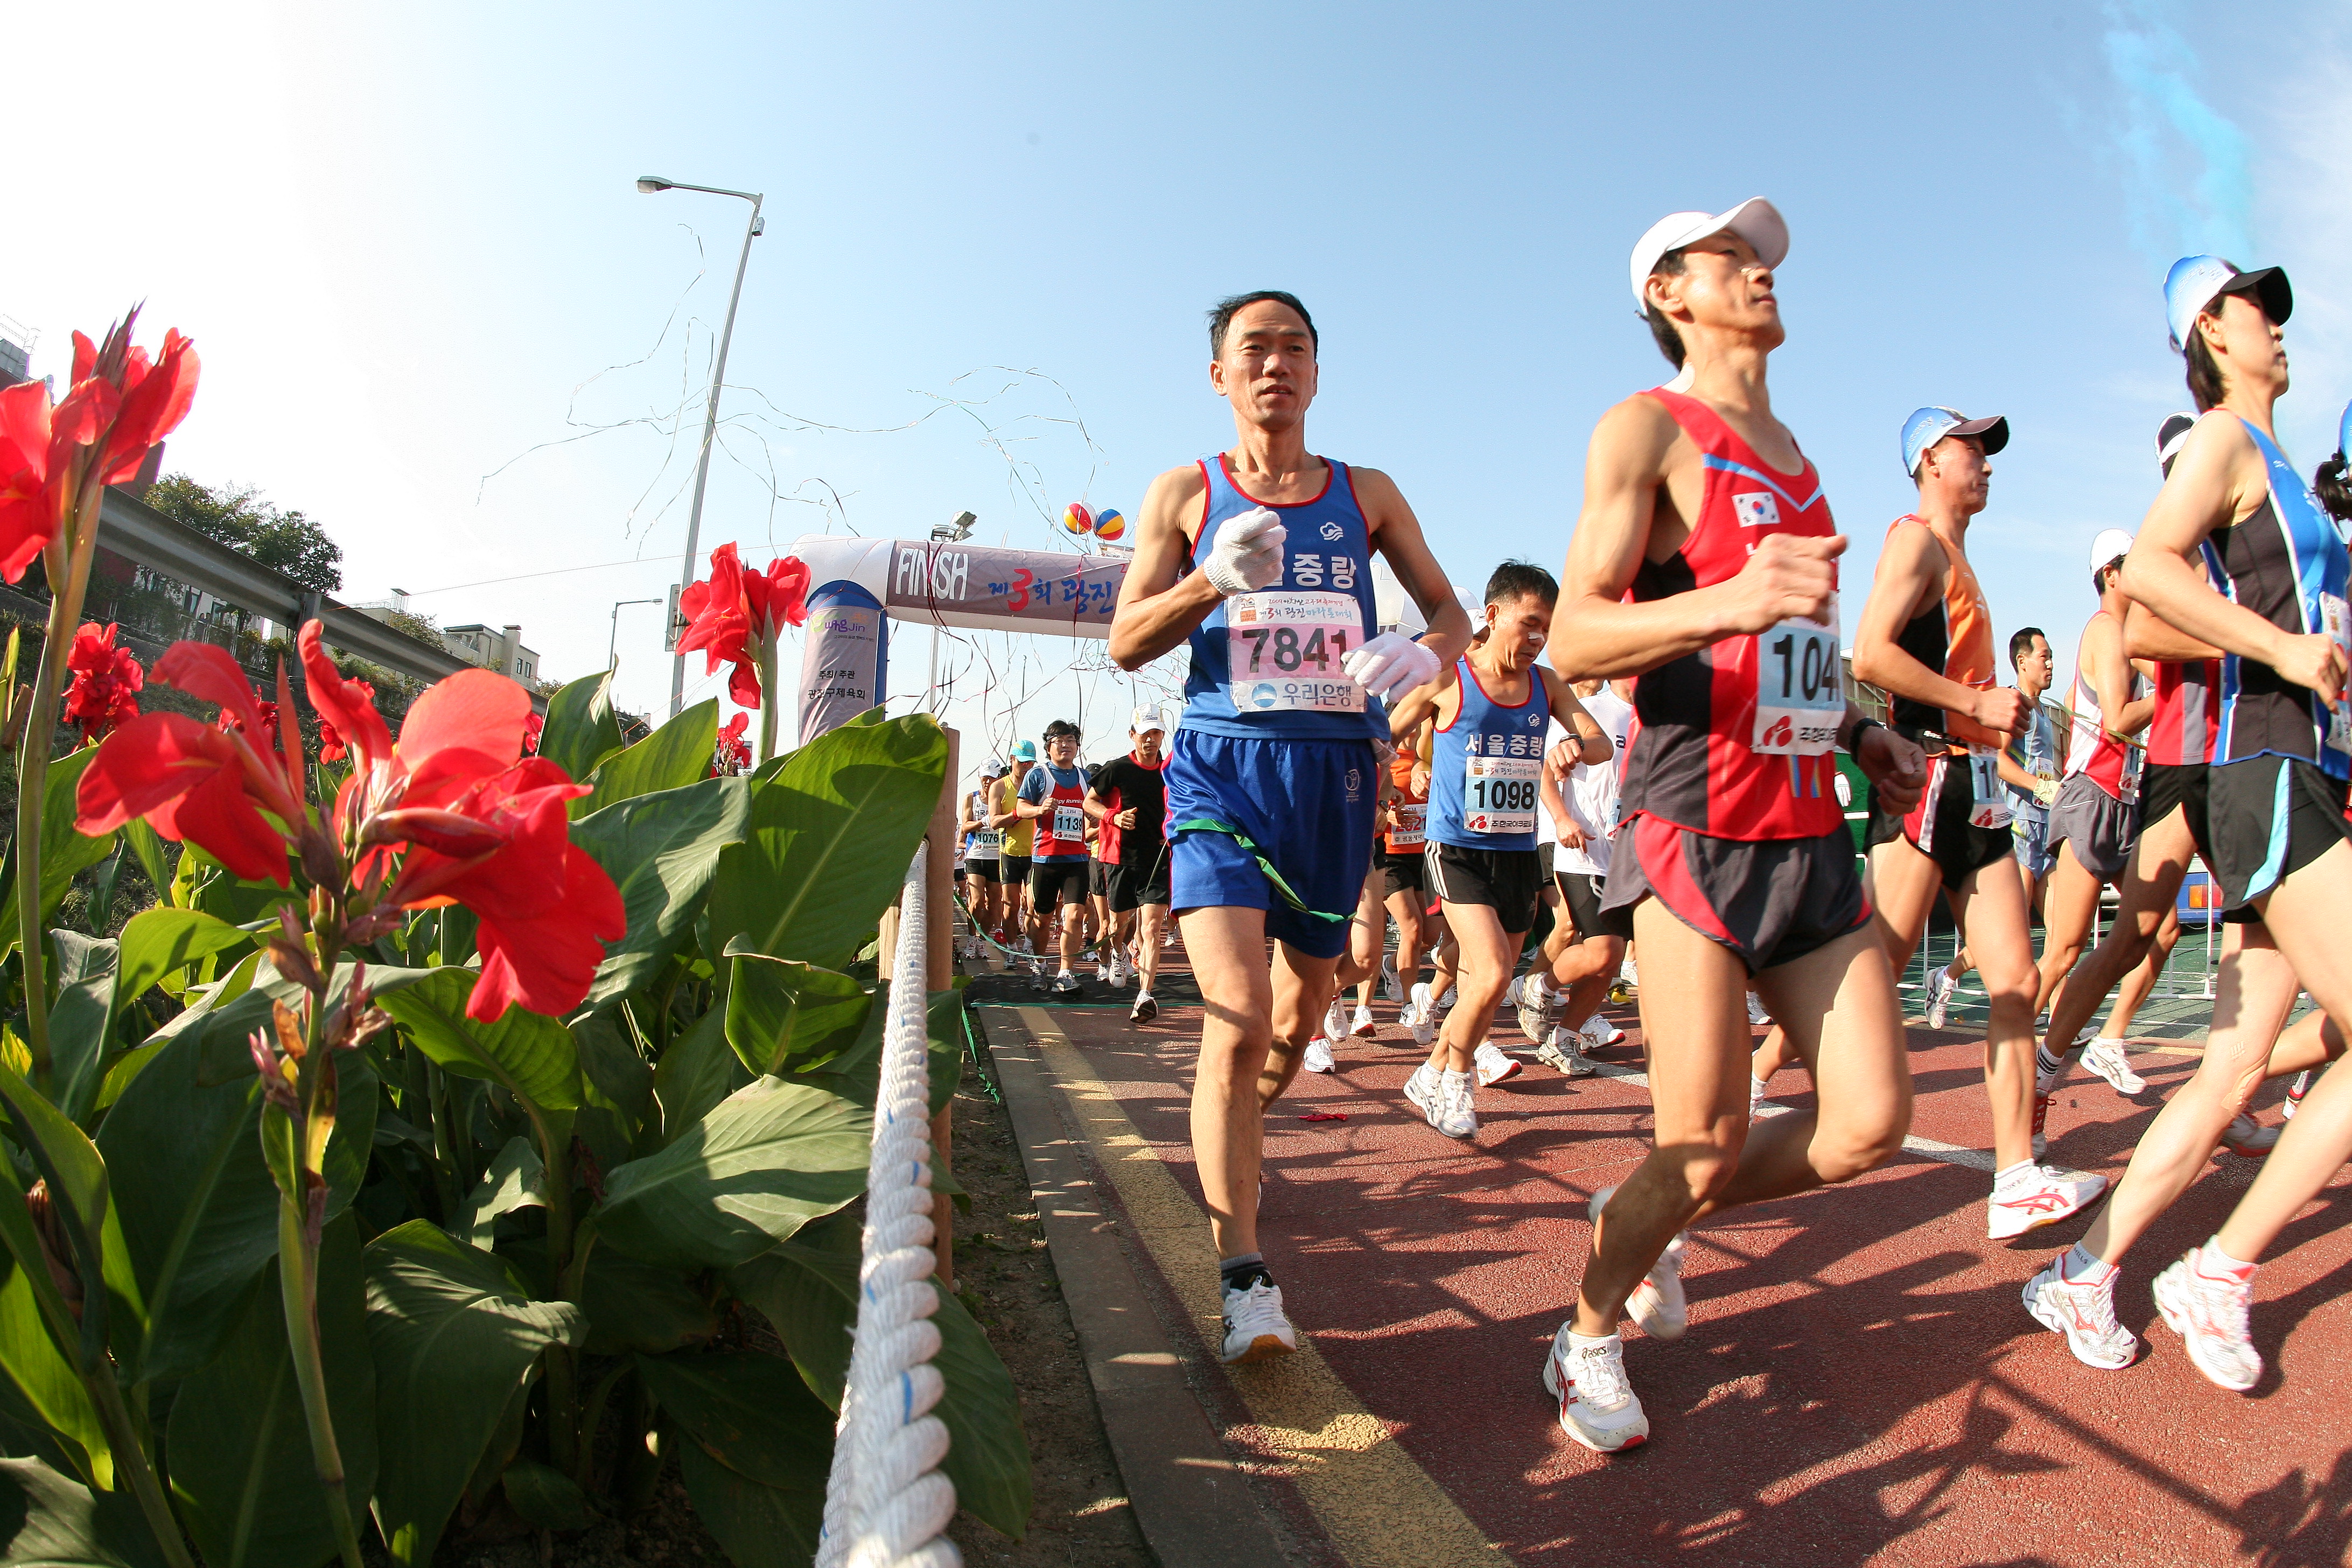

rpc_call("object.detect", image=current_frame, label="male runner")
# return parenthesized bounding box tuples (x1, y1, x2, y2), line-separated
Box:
(2032, 530, 2157, 1048)
(961, 759, 1007, 955)
(1855, 405, 2107, 1236)
(1380, 732, 1433, 1032)
(1109, 290, 1469, 1364)
(1086, 706, 1172, 1022)
(1921, 628, 2060, 1027)
(988, 742, 1038, 951)
(1387, 562, 1608, 1136)
(1014, 720, 1092, 995)
(1544, 200, 1926, 1452)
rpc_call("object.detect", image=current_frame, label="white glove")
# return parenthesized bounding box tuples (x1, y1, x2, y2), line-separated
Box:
(1201, 507, 1287, 596)
(1343, 631, 1440, 701)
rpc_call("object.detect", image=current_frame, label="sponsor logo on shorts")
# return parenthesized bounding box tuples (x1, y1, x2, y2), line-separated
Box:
(1734, 493, 1780, 529)
(1345, 768, 1361, 795)
(1319, 521, 1345, 541)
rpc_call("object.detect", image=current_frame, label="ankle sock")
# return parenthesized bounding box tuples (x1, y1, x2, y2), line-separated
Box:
(1566, 1328, 1618, 1353)
(2196, 1236, 2255, 1280)
(1993, 1159, 2038, 1194)
(1220, 1252, 1273, 1293)
(2035, 1041, 2065, 1082)
(2060, 1242, 2116, 1286)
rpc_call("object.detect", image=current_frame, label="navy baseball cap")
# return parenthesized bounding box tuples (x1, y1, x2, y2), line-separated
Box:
(2157, 412, 2197, 476)
(1902, 407, 2010, 477)
(2164, 256, 2292, 352)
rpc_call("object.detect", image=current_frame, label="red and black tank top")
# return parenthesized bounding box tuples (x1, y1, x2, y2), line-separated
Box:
(1616, 388, 1845, 843)
(2146, 659, 2220, 767)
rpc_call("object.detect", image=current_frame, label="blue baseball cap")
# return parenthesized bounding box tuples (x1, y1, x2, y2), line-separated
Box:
(1010, 741, 1037, 761)
(2164, 256, 2291, 353)
(1902, 407, 2010, 477)
(2339, 398, 2352, 461)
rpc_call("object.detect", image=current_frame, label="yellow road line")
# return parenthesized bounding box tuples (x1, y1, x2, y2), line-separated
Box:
(1005, 1006, 1508, 1567)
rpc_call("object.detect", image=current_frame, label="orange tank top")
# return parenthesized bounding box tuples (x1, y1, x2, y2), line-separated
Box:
(1884, 516, 2002, 753)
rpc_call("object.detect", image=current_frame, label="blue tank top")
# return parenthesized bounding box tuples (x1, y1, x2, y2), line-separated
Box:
(1429, 656, 1551, 852)
(2202, 414, 2352, 780)
(1180, 454, 1384, 741)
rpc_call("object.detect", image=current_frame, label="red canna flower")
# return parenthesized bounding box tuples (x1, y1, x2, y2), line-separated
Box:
(676, 544, 810, 708)
(715, 712, 750, 774)
(75, 642, 302, 884)
(381, 758, 625, 1020)
(61, 622, 144, 743)
(521, 711, 544, 757)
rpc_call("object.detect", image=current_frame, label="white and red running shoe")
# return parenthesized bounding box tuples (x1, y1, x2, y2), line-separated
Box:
(1987, 1166, 2107, 1240)
(2217, 1112, 2279, 1158)
(2152, 1246, 2260, 1392)
(2022, 1256, 2137, 1369)
(1474, 1040, 1521, 1087)
(1542, 1325, 1649, 1453)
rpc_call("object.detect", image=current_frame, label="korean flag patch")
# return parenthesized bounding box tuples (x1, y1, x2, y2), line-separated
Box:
(1734, 492, 1780, 529)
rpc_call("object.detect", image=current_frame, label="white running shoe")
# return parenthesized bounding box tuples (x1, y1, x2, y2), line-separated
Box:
(1380, 954, 1402, 1003)
(1163, 928, 1176, 948)
(1302, 1037, 1336, 1074)
(1987, 1166, 2107, 1240)
(1130, 991, 1157, 1024)
(1406, 984, 1438, 1046)
(1432, 983, 1457, 1016)
(1096, 957, 1114, 984)
(1536, 1026, 1594, 1078)
(1591, 1187, 1686, 1340)
(1620, 954, 1638, 989)
(2284, 1069, 2311, 1119)
(2022, 1257, 2138, 1370)
(1219, 1277, 1298, 1365)
(1474, 1040, 1521, 1087)
(1922, 964, 1954, 1030)
(1746, 992, 1770, 1028)
(2152, 1248, 2260, 1392)
(2081, 1037, 2146, 1096)
(1749, 1074, 1770, 1118)
(2217, 1113, 2279, 1158)
(1578, 1011, 1626, 1048)
(1323, 997, 1349, 1045)
(1542, 1326, 1649, 1454)
(1515, 973, 1555, 1042)
(1351, 1003, 1377, 1038)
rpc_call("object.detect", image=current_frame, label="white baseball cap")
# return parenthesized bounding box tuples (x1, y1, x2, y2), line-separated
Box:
(2089, 528, 2134, 577)
(1128, 705, 1165, 735)
(1628, 199, 1789, 316)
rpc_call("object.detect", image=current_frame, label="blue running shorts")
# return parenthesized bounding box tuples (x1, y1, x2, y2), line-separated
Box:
(1165, 729, 1377, 961)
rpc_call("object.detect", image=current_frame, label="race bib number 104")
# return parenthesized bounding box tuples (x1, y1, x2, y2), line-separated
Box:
(1752, 593, 1841, 757)
(1227, 590, 1367, 715)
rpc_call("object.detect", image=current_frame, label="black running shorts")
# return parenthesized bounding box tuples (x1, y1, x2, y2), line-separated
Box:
(2206, 754, 2352, 909)
(1554, 865, 1609, 940)
(2139, 761, 2212, 858)
(2048, 772, 2138, 882)
(1088, 857, 1110, 898)
(1424, 842, 1544, 934)
(965, 856, 1004, 884)
(1601, 815, 1869, 974)
(1867, 750, 2014, 892)
(1000, 853, 1031, 888)
(1380, 849, 1425, 898)
(1108, 844, 1171, 912)
(1030, 858, 1090, 911)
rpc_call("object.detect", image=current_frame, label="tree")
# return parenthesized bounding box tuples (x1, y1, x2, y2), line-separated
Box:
(145, 474, 345, 593)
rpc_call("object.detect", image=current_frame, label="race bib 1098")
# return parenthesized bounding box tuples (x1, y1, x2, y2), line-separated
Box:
(1227, 590, 1366, 715)
(1462, 754, 1539, 835)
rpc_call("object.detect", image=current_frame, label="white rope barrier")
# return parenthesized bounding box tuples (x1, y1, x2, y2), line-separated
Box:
(816, 843, 961, 1568)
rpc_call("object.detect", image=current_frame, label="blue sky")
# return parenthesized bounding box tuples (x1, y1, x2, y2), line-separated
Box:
(11, 1, 2352, 766)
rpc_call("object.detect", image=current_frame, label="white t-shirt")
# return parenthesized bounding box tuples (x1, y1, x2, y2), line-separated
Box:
(1551, 689, 1633, 878)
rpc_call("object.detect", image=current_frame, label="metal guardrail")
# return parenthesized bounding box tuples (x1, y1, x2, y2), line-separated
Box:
(98, 487, 547, 713)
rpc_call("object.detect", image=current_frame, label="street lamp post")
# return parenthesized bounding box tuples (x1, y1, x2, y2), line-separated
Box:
(610, 596, 664, 670)
(636, 174, 765, 717)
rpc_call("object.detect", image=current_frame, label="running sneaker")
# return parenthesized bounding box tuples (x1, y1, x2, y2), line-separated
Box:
(1016, 937, 1036, 957)
(1051, 971, 1082, 997)
(1323, 997, 1349, 1045)
(1746, 992, 1770, 1028)
(1579, 1011, 1627, 1048)
(1542, 1326, 1650, 1454)
(1432, 983, 1457, 1016)
(1536, 1027, 1594, 1078)
(1620, 954, 1639, 990)
(1380, 954, 1402, 1004)
(1438, 1069, 1478, 1137)
(2022, 1257, 2138, 1370)
(1987, 1166, 2107, 1240)
(1404, 1062, 1460, 1135)
(1515, 974, 1555, 1043)
(1219, 1277, 1299, 1365)
(1303, 1037, 1336, 1074)
(2152, 1248, 2260, 1392)
(1923, 964, 1955, 1030)
(1749, 1074, 1770, 1118)
(1406, 984, 1438, 1046)
(1096, 956, 1114, 984)
(1351, 1004, 1377, 1038)
(1590, 1187, 1686, 1340)
(2031, 1090, 2052, 1164)
(1162, 928, 1176, 948)
(2081, 1038, 2146, 1096)
(1130, 991, 1157, 1024)
(1474, 1041, 1521, 1087)
(2283, 1069, 2312, 1120)
(2217, 1113, 2279, 1157)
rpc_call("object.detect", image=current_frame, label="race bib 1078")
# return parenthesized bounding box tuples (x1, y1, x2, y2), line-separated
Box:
(1227, 590, 1366, 715)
